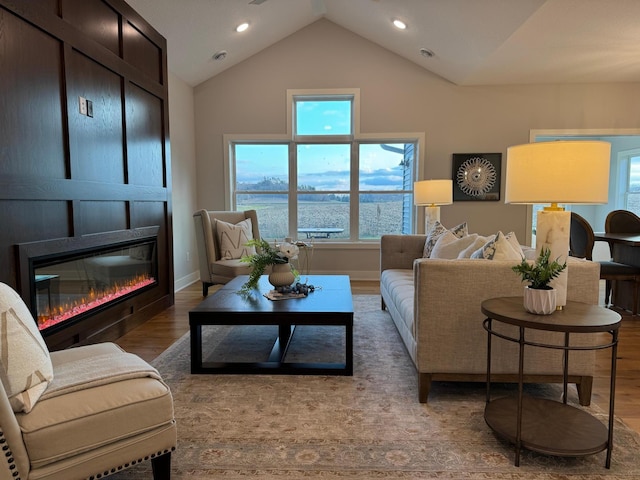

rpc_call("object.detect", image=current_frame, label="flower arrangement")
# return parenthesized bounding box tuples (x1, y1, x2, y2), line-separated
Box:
(240, 239, 299, 292)
(511, 247, 567, 290)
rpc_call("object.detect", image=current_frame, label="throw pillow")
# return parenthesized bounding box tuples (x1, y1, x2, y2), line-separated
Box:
(0, 282, 54, 413)
(215, 218, 257, 260)
(450, 222, 469, 238)
(457, 234, 494, 258)
(504, 231, 525, 258)
(470, 231, 524, 261)
(422, 221, 468, 258)
(431, 232, 480, 259)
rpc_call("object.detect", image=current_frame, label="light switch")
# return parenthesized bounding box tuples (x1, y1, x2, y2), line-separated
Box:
(79, 96, 87, 115)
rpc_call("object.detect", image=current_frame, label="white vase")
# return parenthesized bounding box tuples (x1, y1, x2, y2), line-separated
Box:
(523, 286, 556, 315)
(268, 263, 295, 288)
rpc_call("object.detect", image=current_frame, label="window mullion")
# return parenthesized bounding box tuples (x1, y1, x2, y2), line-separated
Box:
(289, 142, 297, 240)
(350, 142, 359, 241)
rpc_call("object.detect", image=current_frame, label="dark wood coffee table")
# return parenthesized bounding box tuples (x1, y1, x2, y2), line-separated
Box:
(189, 274, 353, 375)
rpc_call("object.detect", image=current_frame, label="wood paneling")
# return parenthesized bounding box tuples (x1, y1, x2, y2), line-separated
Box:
(61, 0, 120, 55)
(0, 0, 173, 349)
(78, 200, 128, 234)
(123, 20, 161, 83)
(126, 83, 164, 186)
(0, 8, 66, 179)
(67, 50, 125, 183)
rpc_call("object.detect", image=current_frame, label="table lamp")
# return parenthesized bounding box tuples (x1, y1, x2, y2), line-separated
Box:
(414, 179, 453, 233)
(505, 140, 611, 308)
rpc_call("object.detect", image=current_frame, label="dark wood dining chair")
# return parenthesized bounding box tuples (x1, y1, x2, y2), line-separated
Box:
(570, 211, 640, 314)
(605, 209, 640, 234)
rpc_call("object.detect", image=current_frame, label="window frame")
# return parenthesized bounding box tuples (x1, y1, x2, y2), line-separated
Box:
(224, 89, 424, 242)
(624, 148, 640, 214)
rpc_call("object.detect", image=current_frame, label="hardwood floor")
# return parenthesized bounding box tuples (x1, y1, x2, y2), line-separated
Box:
(114, 280, 640, 435)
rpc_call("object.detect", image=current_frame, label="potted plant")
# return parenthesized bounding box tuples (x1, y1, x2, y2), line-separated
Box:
(240, 238, 299, 293)
(512, 247, 567, 315)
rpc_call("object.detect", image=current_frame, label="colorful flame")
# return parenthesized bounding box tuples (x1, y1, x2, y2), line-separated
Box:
(37, 275, 156, 331)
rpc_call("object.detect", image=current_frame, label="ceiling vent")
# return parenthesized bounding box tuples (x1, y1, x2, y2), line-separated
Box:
(212, 50, 228, 61)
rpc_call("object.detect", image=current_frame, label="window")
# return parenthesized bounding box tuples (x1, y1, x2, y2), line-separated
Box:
(626, 151, 640, 216)
(230, 90, 419, 241)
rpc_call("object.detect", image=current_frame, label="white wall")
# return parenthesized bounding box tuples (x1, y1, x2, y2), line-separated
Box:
(168, 71, 199, 289)
(173, 19, 640, 281)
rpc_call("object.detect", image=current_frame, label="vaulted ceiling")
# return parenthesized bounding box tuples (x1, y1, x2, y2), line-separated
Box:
(126, 0, 640, 88)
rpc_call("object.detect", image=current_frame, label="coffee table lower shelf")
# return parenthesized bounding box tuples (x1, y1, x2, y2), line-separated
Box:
(484, 396, 609, 457)
(191, 323, 352, 375)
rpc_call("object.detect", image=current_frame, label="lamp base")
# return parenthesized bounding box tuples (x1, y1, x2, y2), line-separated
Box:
(535, 209, 570, 307)
(425, 206, 440, 234)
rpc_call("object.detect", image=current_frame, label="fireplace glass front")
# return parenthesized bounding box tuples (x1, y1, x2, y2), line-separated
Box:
(33, 240, 157, 332)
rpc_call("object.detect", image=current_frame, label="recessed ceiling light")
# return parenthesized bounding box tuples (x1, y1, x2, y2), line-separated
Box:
(393, 19, 407, 30)
(236, 22, 249, 33)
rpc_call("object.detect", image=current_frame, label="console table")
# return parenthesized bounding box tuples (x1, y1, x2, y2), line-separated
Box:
(481, 297, 621, 468)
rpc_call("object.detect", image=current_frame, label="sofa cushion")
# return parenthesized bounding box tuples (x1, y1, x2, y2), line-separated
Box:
(470, 231, 523, 260)
(422, 221, 468, 258)
(215, 218, 256, 260)
(0, 282, 53, 413)
(380, 269, 415, 340)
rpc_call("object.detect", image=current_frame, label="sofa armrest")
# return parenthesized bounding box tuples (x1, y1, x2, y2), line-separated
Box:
(380, 235, 426, 272)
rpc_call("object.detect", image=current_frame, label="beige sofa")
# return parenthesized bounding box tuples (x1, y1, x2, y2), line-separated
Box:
(380, 234, 601, 405)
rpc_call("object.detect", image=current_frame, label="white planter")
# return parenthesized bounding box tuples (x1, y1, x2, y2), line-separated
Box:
(523, 286, 557, 315)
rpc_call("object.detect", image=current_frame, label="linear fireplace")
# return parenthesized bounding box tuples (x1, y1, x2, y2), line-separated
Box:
(17, 227, 159, 337)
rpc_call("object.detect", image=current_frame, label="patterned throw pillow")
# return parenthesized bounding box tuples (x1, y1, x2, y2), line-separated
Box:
(422, 221, 468, 258)
(215, 218, 257, 260)
(449, 222, 468, 238)
(0, 282, 54, 413)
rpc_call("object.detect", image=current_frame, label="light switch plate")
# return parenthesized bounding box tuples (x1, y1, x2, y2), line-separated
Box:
(79, 96, 87, 115)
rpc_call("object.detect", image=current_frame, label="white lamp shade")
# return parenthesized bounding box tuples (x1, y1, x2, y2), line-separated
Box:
(504, 140, 611, 205)
(414, 180, 453, 206)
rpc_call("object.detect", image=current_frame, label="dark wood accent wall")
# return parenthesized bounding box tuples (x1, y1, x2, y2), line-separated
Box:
(0, 0, 173, 350)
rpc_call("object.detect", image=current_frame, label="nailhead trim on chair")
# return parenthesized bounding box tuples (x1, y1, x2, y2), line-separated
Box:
(86, 446, 176, 480)
(0, 429, 21, 479)
(1, 428, 176, 480)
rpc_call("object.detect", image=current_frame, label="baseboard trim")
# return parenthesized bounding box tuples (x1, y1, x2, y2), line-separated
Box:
(175, 271, 200, 292)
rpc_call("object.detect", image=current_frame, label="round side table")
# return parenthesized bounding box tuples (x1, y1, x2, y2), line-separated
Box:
(481, 297, 621, 468)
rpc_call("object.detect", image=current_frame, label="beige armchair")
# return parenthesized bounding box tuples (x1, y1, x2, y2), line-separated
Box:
(193, 209, 261, 296)
(0, 282, 176, 480)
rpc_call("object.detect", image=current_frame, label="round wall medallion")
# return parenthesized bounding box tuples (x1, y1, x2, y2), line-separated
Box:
(456, 156, 497, 197)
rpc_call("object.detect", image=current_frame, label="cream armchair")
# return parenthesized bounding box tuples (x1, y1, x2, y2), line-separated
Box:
(193, 209, 261, 296)
(0, 282, 176, 480)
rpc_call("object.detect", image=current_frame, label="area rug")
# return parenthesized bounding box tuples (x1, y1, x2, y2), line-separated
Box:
(110, 295, 640, 479)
